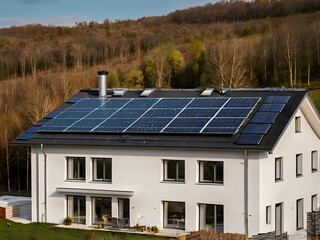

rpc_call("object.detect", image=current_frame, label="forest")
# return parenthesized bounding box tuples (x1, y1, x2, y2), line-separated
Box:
(0, 0, 320, 193)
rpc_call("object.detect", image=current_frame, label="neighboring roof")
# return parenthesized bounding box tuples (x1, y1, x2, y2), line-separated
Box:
(13, 88, 310, 151)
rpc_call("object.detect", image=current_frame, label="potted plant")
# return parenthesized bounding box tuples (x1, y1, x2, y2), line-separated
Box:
(63, 216, 72, 225)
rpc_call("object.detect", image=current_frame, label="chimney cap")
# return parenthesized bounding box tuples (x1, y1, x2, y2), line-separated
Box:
(98, 71, 108, 75)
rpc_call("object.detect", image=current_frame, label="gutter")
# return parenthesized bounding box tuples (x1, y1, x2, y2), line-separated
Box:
(244, 150, 249, 236)
(41, 144, 47, 223)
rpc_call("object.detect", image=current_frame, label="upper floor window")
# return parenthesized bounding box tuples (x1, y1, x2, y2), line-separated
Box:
(199, 161, 223, 184)
(93, 158, 112, 182)
(312, 151, 318, 172)
(275, 157, 283, 182)
(296, 154, 303, 177)
(67, 157, 85, 180)
(163, 160, 185, 182)
(295, 116, 301, 132)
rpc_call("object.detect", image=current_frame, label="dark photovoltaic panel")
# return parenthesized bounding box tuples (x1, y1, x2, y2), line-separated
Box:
(16, 125, 43, 140)
(265, 96, 290, 104)
(45, 111, 62, 119)
(242, 124, 271, 134)
(236, 134, 264, 145)
(250, 112, 279, 124)
(259, 104, 285, 112)
(39, 97, 260, 135)
(237, 95, 289, 145)
(66, 97, 83, 103)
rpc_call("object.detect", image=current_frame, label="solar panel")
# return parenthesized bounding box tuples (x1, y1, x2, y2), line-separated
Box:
(178, 109, 218, 118)
(258, 104, 285, 112)
(216, 109, 251, 118)
(39, 97, 259, 135)
(45, 111, 62, 119)
(187, 98, 227, 108)
(70, 99, 107, 109)
(242, 124, 271, 134)
(265, 96, 290, 104)
(236, 134, 264, 144)
(250, 112, 278, 124)
(225, 98, 260, 107)
(66, 97, 83, 103)
(16, 133, 35, 140)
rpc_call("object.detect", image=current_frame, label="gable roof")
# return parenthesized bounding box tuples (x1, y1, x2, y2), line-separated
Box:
(13, 88, 310, 151)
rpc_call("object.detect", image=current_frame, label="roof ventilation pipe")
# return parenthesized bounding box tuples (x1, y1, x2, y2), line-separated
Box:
(98, 71, 108, 98)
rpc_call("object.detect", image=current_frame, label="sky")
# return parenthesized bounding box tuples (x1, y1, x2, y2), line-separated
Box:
(0, 0, 217, 29)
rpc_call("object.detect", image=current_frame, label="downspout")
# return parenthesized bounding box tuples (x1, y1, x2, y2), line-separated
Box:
(36, 148, 39, 222)
(244, 150, 249, 236)
(41, 144, 47, 223)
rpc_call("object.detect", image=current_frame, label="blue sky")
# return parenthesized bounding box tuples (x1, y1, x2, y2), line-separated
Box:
(0, 0, 217, 29)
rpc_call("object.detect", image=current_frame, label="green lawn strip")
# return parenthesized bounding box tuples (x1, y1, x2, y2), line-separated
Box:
(310, 89, 320, 111)
(0, 220, 175, 240)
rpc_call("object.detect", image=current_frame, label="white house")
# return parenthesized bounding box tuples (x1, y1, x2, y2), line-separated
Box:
(14, 71, 320, 237)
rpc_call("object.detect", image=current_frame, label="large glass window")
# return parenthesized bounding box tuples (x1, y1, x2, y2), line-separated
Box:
(312, 151, 318, 172)
(67, 157, 85, 180)
(163, 201, 185, 230)
(163, 160, 185, 182)
(199, 204, 224, 232)
(296, 154, 303, 177)
(93, 158, 112, 182)
(296, 198, 304, 230)
(92, 197, 112, 225)
(199, 161, 223, 184)
(275, 157, 283, 182)
(67, 195, 86, 224)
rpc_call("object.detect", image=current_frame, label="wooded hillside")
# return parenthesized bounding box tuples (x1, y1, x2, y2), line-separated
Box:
(1, 0, 320, 193)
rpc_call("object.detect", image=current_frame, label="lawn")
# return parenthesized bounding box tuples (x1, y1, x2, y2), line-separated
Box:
(310, 89, 320, 111)
(0, 220, 176, 240)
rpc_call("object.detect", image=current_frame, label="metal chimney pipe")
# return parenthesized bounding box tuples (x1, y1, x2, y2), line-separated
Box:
(98, 71, 108, 98)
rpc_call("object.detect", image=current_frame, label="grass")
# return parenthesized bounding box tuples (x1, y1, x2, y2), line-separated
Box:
(309, 89, 320, 111)
(0, 220, 176, 240)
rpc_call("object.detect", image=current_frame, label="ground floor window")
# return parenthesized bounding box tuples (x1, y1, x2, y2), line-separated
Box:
(92, 197, 112, 225)
(67, 195, 86, 224)
(163, 201, 185, 230)
(199, 204, 224, 232)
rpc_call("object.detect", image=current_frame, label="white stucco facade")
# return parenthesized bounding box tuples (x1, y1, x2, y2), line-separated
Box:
(30, 97, 320, 237)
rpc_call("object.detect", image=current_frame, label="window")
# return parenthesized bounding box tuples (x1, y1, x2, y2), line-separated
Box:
(275, 202, 283, 236)
(266, 205, 271, 224)
(163, 160, 185, 182)
(67, 195, 86, 224)
(199, 204, 224, 232)
(275, 157, 283, 181)
(295, 116, 301, 132)
(93, 158, 112, 182)
(312, 151, 318, 172)
(312, 194, 318, 212)
(296, 198, 304, 230)
(163, 201, 185, 230)
(296, 154, 303, 177)
(92, 197, 111, 225)
(199, 161, 223, 184)
(67, 157, 85, 180)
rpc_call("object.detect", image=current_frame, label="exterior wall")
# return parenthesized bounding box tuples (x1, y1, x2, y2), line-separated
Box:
(258, 108, 320, 236)
(31, 145, 257, 234)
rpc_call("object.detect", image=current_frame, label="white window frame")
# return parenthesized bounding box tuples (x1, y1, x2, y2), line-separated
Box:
(312, 194, 318, 212)
(295, 116, 301, 132)
(199, 161, 224, 184)
(67, 157, 85, 180)
(67, 195, 86, 224)
(296, 154, 303, 177)
(275, 157, 283, 182)
(296, 198, 304, 230)
(92, 158, 112, 182)
(92, 196, 112, 225)
(312, 151, 318, 173)
(163, 159, 185, 182)
(266, 205, 271, 224)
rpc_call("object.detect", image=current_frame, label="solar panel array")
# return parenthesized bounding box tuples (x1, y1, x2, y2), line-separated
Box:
(38, 97, 260, 135)
(236, 96, 290, 145)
